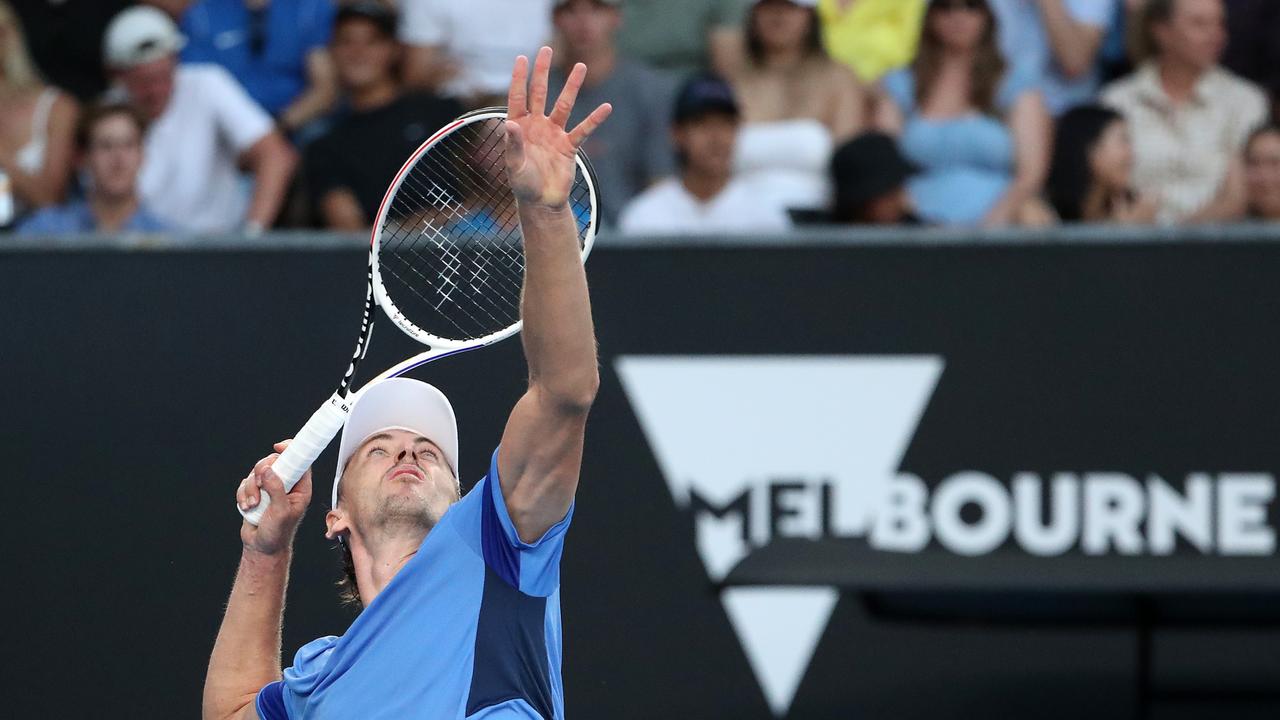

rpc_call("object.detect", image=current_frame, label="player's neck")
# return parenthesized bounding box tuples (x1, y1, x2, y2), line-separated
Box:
(350, 530, 426, 604)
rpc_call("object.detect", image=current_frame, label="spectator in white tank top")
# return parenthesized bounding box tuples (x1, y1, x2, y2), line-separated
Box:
(0, 0, 79, 225)
(729, 0, 867, 210)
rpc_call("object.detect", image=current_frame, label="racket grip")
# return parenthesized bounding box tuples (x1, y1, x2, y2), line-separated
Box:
(239, 393, 350, 526)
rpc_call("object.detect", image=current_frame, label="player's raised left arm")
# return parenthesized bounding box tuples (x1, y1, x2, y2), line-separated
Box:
(497, 47, 611, 543)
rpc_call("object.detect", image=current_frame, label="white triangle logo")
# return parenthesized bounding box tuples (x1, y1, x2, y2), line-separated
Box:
(616, 355, 942, 717)
(722, 587, 840, 716)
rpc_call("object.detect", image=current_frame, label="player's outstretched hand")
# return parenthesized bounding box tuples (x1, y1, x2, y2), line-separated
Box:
(504, 46, 612, 208)
(236, 440, 312, 555)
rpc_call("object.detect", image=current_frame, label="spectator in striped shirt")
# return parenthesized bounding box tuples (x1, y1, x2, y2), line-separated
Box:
(1100, 0, 1267, 224)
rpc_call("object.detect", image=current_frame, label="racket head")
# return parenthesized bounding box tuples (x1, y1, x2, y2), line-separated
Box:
(369, 107, 600, 351)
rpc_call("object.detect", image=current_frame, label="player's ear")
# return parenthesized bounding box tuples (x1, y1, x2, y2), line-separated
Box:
(325, 508, 350, 541)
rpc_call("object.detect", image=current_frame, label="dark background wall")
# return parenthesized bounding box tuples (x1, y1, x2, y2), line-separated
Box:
(5, 241, 1280, 719)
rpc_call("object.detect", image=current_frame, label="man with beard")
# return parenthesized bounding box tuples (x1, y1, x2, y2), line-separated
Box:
(203, 45, 611, 720)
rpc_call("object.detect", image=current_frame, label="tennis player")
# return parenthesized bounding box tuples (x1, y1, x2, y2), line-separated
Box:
(203, 47, 611, 720)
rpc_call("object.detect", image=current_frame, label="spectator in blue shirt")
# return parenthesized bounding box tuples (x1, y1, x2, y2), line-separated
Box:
(18, 103, 168, 234)
(179, 0, 337, 136)
(875, 0, 1051, 227)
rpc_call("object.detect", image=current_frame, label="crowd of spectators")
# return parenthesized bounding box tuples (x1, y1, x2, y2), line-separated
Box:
(0, 0, 1278, 237)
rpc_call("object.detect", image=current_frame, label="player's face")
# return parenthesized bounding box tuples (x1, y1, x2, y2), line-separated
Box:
(341, 429, 460, 536)
(118, 56, 177, 121)
(85, 114, 144, 202)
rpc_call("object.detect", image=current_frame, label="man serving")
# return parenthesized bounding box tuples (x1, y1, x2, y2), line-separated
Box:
(203, 47, 611, 720)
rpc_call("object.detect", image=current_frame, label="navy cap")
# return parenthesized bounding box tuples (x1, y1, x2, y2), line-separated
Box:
(672, 74, 740, 125)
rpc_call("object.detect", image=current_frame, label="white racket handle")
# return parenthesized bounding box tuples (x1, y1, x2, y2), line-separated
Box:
(239, 392, 350, 526)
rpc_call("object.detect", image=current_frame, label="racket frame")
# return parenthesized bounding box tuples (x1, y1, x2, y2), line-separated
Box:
(239, 107, 600, 525)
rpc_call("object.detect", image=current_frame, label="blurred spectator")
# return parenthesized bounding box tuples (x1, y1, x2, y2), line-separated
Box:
(731, 0, 866, 210)
(618, 74, 790, 234)
(8, 0, 130, 100)
(179, 0, 338, 136)
(305, 2, 461, 229)
(0, 1, 79, 226)
(1220, 0, 1280, 121)
(18, 103, 167, 234)
(829, 131, 920, 224)
(105, 5, 296, 233)
(990, 0, 1117, 115)
(617, 0, 752, 80)
(817, 0, 927, 83)
(1244, 125, 1280, 220)
(548, 0, 675, 226)
(1046, 104, 1157, 222)
(1101, 0, 1267, 223)
(399, 0, 552, 106)
(876, 0, 1050, 227)
(1097, 0, 1144, 83)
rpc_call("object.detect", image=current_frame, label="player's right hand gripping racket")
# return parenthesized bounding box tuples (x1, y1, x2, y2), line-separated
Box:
(241, 107, 600, 525)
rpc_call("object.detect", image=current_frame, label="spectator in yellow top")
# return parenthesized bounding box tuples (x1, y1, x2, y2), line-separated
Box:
(816, 0, 927, 83)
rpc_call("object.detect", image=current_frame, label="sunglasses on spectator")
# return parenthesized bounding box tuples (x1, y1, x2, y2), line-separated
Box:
(931, 0, 985, 11)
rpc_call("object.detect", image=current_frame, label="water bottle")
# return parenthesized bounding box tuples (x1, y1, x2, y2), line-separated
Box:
(0, 170, 13, 227)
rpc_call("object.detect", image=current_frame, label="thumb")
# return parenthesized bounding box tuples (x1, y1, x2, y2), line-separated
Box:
(503, 120, 526, 169)
(259, 465, 288, 503)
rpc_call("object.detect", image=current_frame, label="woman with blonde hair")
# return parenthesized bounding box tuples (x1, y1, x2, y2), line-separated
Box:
(0, 1, 78, 224)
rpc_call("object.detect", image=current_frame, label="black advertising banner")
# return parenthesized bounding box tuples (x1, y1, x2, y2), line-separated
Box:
(4, 240, 1280, 719)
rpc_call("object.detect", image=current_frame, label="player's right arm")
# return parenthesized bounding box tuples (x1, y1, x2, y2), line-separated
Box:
(203, 442, 313, 720)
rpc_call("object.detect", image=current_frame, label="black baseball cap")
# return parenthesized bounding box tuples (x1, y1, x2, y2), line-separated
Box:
(830, 132, 919, 206)
(672, 74, 740, 125)
(336, 1, 397, 37)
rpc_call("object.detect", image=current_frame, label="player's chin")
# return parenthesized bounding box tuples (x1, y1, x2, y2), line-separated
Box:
(376, 493, 438, 524)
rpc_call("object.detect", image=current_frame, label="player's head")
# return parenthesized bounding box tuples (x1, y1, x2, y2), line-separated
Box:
(104, 6, 186, 120)
(324, 379, 462, 599)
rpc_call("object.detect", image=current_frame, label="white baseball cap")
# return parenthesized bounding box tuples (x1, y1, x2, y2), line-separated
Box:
(331, 377, 460, 508)
(103, 6, 187, 69)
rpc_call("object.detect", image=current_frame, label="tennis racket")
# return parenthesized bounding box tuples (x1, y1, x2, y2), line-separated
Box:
(241, 106, 600, 525)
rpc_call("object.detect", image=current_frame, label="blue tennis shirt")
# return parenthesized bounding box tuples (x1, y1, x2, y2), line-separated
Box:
(256, 448, 572, 719)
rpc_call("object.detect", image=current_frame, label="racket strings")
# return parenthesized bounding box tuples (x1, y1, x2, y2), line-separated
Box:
(376, 116, 570, 342)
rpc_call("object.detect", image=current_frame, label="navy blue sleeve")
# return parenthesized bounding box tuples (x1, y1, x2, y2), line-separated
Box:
(255, 680, 288, 720)
(478, 448, 575, 598)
